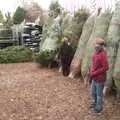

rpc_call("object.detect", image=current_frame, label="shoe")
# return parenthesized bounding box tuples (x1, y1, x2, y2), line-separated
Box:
(88, 109, 101, 114)
(68, 73, 74, 79)
(90, 102, 96, 107)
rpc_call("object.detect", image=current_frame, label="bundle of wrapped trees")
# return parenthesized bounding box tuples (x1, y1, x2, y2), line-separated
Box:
(63, 8, 90, 50)
(105, 1, 120, 95)
(69, 9, 112, 79)
(40, 15, 62, 51)
(81, 10, 112, 79)
(61, 11, 73, 37)
(39, 8, 89, 66)
(40, 1, 62, 52)
(69, 15, 95, 78)
(81, 10, 112, 77)
(113, 42, 120, 98)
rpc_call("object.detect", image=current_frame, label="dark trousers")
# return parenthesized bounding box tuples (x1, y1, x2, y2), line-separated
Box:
(61, 57, 70, 76)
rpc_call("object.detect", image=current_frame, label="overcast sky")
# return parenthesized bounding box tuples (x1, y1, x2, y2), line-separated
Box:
(0, 0, 115, 14)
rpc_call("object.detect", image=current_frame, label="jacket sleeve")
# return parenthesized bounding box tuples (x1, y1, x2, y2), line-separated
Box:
(58, 45, 62, 58)
(91, 52, 109, 77)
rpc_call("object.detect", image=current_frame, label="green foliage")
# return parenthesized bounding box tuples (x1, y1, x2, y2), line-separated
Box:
(49, 1, 60, 11)
(63, 8, 90, 50)
(74, 8, 90, 23)
(42, 12, 54, 42)
(81, 10, 112, 77)
(0, 29, 12, 37)
(13, 7, 26, 24)
(42, 24, 49, 41)
(0, 46, 33, 63)
(114, 42, 120, 98)
(0, 11, 4, 23)
(3, 12, 13, 27)
(104, 1, 120, 90)
(43, 14, 54, 26)
(74, 15, 95, 62)
(35, 50, 55, 66)
(0, 12, 13, 37)
(49, 1, 61, 18)
(40, 18, 62, 51)
(114, 80, 120, 98)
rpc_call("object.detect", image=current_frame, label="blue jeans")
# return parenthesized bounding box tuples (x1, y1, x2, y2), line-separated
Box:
(91, 80, 104, 112)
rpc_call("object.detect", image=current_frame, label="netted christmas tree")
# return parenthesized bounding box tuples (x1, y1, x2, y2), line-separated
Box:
(63, 8, 90, 50)
(81, 9, 112, 80)
(105, 1, 120, 95)
(69, 15, 95, 78)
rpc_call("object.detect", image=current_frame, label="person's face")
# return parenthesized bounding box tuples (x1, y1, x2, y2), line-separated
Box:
(68, 42, 70, 45)
(95, 44, 100, 47)
(94, 44, 102, 51)
(64, 37, 68, 43)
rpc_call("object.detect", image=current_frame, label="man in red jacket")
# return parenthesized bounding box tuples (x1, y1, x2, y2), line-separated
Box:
(89, 38, 109, 114)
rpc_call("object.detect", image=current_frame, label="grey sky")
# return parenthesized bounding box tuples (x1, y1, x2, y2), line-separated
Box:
(0, 0, 115, 14)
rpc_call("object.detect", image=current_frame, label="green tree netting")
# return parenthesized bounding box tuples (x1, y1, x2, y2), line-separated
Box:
(12, 23, 24, 41)
(81, 10, 112, 78)
(106, 1, 120, 94)
(13, 7, 26, 25)
(40, 16, 62, 51)
(69, 15, 95, 77)
(40, 24, 49, 48)
(61, 13, 73, 37)
(63, 8, 89, 50)
(113, 42, 120, 98)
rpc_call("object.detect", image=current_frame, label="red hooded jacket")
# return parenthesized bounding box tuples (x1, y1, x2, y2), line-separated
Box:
(89, 49, 109, 83)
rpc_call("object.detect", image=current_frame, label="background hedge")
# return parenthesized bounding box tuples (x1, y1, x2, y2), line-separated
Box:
(35, 50, 55, 66)
(0, 46, 33, 63)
